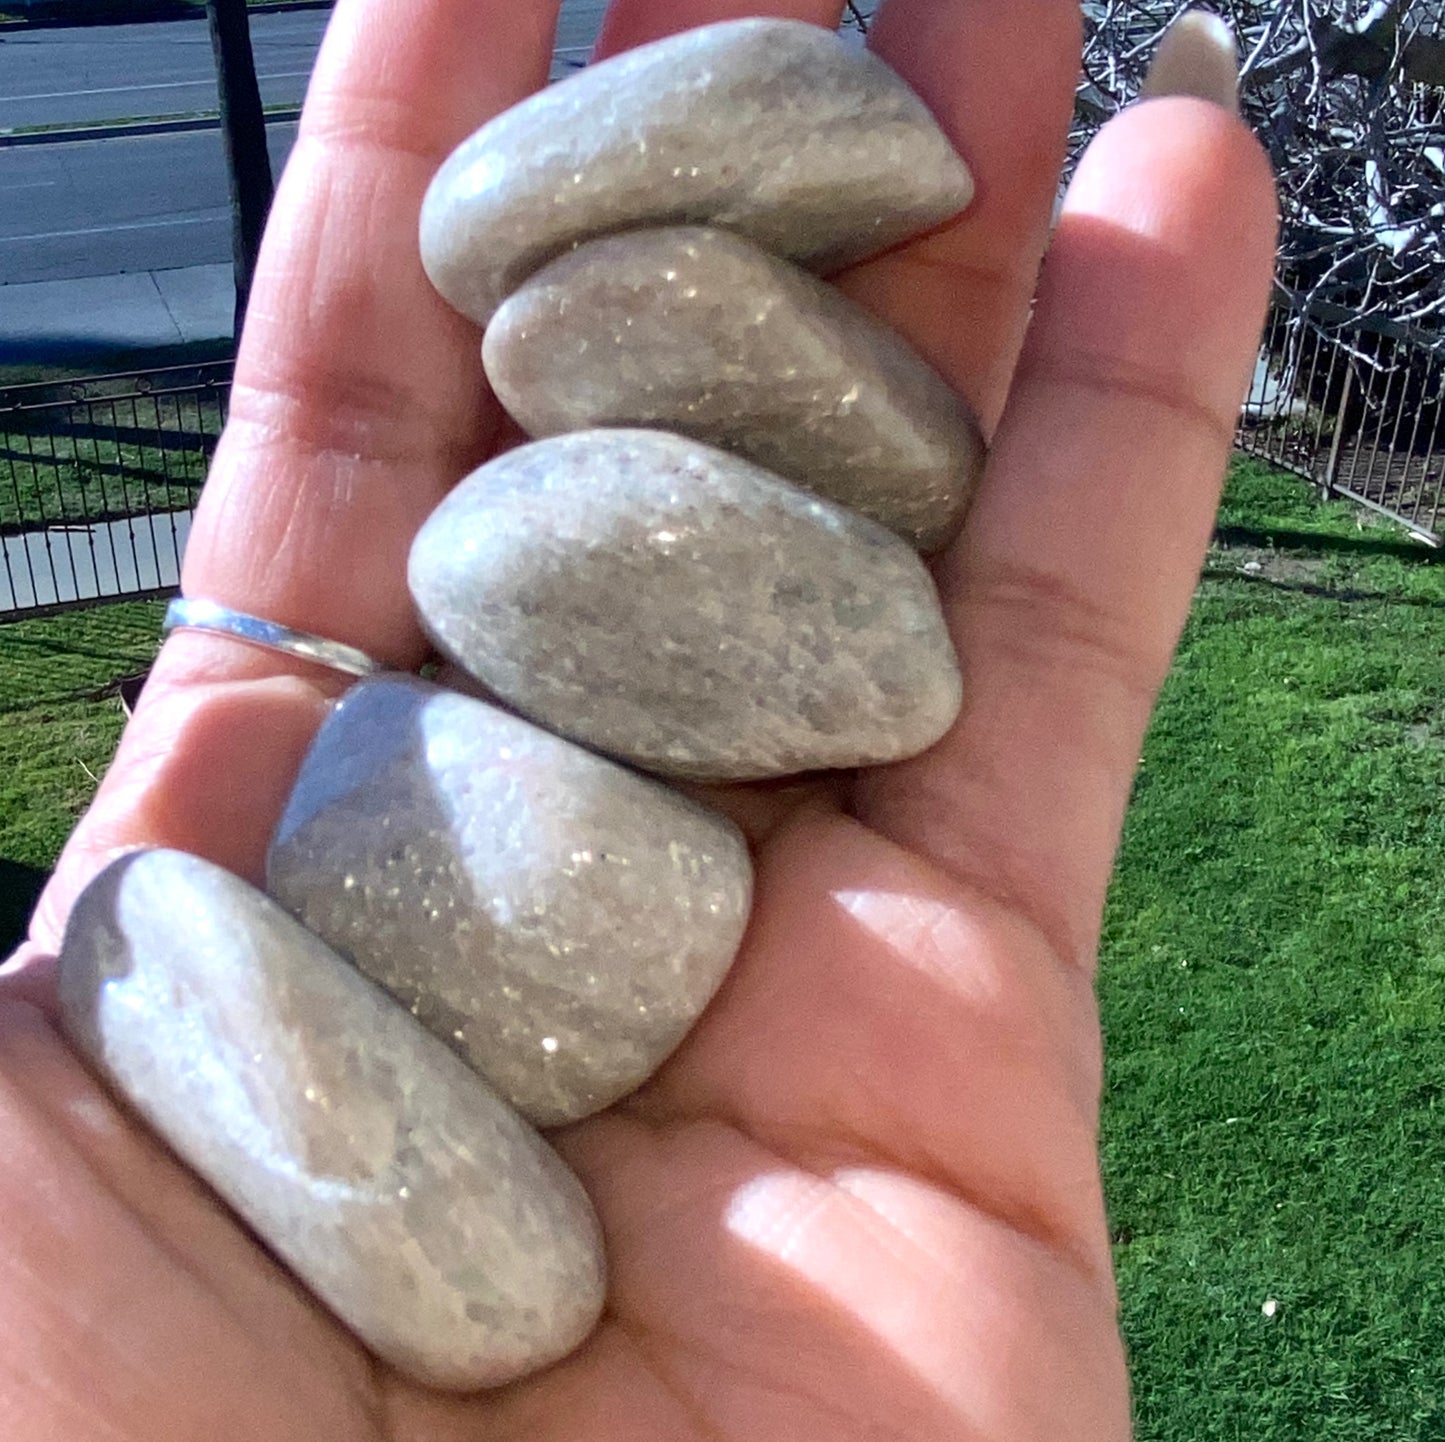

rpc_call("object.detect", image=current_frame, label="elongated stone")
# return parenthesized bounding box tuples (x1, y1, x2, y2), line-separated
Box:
(267, 676, 752, 1127)
(483, 226, 984, 553)
(408, 429, 962, 781)
(420, 18, 972, 325)
(58, 849, 606, 1391)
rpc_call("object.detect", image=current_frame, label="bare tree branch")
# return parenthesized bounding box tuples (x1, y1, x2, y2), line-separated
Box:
(1078, 0, 1445, 337)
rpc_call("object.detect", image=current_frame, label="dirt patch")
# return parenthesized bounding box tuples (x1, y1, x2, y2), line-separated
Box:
(1209, 543, 1328, 585)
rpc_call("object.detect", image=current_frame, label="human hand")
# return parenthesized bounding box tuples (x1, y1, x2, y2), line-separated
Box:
(0, 1, 1275, 1437)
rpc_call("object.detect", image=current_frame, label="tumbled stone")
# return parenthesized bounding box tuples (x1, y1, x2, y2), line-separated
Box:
(267, 675, 752, 1127)
(483, 226, 984, 553)
(420, 18, 972, 325)
(408, 429, 962, 781)
(58, 849, 605, 1391)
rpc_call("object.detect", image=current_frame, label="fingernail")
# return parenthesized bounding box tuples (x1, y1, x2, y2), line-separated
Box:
(1141, 10, 1239, 112)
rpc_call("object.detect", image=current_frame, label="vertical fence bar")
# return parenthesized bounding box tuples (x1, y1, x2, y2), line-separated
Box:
(1261, 302, 1288, 463)
(1323, 355, 1355, 498)
(1361, 341, 1401, 507)
(164, 388, 190, 578)
(1416, 347, 1445, 535)
(20, 413, 70, 607)
(0, 398, 42, 612)
(1308, 318, 1345, 482)
(1341, 344, 1382, 497)
(1377, 333, 1419, 524)
(83, 392, 125, 602)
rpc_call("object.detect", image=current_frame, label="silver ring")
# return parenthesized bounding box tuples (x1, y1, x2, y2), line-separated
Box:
(163, 598, 390, 679)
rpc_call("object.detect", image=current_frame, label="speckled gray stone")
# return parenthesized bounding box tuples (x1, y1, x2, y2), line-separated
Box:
(58, 849, 606, 1391)
(266, 676, 752, 1127)
(483, 226, 984, 554)
(408, 429, 962, 781)
(419, 18, 973, 325)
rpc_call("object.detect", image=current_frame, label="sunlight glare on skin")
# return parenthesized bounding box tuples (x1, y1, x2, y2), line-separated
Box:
(724, 1164, 1018, 1431)
(723, 1160, 1131, 1440)
(832, 885, 1009, 1007)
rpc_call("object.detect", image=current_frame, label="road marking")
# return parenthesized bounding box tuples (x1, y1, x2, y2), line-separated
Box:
(0, 214, 217, 245)
(5, 71, 312, 104)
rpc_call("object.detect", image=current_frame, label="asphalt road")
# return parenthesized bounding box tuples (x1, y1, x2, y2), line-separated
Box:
(0, 1, 613, 131)
(0, 122, 299, 283)
(0, 0, 612, 286)
(0, 9, 328, 131)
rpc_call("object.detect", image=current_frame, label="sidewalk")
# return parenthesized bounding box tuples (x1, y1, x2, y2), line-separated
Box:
(0, 264, 233, 368)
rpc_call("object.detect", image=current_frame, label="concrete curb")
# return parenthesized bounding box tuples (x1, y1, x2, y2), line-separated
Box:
(0, 107, 301, 147)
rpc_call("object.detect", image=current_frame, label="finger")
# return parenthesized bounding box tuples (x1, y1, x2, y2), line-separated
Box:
(836, 0, 1082, 434)
(21, 0, 563, 955)
(595, 0, 844, 58)
(187, 0, 562, 657)
(854, 99, 1278, 972)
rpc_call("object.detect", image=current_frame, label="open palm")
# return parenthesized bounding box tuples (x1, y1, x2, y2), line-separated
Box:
(0, 1, 1276, 1437)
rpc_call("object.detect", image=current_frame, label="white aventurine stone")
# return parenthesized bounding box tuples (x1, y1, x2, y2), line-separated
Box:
(483, 225, 984, 553)
(267, 675, 752, 1127)
(58, 849, 606, 1391)
(408, 429, 962, 781)
(420, 18, 973, 325)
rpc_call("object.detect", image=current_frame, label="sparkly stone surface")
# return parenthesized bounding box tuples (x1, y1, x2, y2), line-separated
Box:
(484, 226, 984, 554)
(267, 676, 752, 1127)
(419, 18, 972, 325)
(407, 429, 963, 781)
(58, 849, 606, 1391)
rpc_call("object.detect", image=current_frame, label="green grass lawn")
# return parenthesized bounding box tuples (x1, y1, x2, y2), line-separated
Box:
(0, 599, 162, 870)
(1103, 457, 1445, 1438)
(1, 458, 1443, 1433)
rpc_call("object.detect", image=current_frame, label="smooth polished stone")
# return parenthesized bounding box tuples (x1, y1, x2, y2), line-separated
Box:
(408, 429, 962, 781)
(484, 226, 984, 553)
(419, 18, 972, 325)
(267, 675, 752, 1127)
(58, 849, 606, 1391)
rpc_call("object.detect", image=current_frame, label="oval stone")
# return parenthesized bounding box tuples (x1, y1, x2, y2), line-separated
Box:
(419, 18, 972, 325)
(408, 429, 962, 781)
(266, 675, 753, 1127)
(58, 849, 606, 1391)
(483, 226, 984, 553)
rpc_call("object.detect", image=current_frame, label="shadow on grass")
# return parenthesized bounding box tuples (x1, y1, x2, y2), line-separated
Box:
(0, 422, 216, 448)
(0, 671, 144, 713)
(1201, 566, 1445, 611)
(0, 338, 234, 386)
(1215, 522, 1444, 565)
(0, 858, 47, 958)
(0, 628, 158, 669)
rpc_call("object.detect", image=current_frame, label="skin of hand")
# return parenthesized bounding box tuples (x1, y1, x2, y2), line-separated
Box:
(0, 1, 1277, 1437)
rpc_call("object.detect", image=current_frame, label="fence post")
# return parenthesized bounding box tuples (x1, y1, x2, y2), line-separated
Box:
(207, 0, 275, 344)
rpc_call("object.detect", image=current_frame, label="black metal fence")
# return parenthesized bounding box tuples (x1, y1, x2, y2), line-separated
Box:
(4, 278, 1442, 624)
(1239, 284, 1445, 546)
(0, 361, 231, 619)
